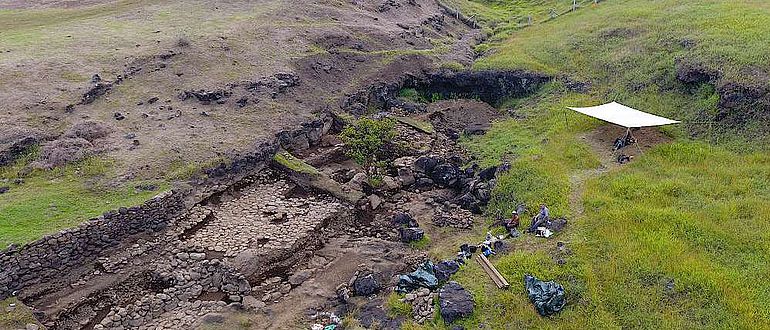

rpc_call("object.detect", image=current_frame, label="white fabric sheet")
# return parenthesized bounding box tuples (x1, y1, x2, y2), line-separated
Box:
(567, 102, 680, 128)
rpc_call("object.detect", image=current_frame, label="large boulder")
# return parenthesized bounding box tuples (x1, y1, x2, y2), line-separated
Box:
(358, 299, 403, 329)
(455, 192, 482, 214)
(439, 282, 474, 324)
(399, 227, 425, 243)
(431, 163, 462, 188)
(398, 167, 416, 186)
(478, 166, 497, 181)
(353, 273, 381, 296)
(413, 178, 434, 191)
(392, 212, 418, 227)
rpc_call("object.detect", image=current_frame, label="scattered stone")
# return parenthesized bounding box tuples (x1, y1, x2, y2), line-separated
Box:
(288, 270, 312, 286)
(368, 194, 383, 210)
(113, 112, 126, 120)
(392, 212, 418, 227)
(433, 260, 460, 282)
(0, 186, 8, 194)
(242, 295, 266, 311)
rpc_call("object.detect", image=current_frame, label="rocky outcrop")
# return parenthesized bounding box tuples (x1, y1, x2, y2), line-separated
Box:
(341, 70, 550, 115)
(0, 135, 39, 167)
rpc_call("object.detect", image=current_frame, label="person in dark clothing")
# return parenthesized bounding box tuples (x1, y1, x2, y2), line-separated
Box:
(528, 204, 550, 233)
(612, 130, 636, 151)
(617, 154, 633, 164)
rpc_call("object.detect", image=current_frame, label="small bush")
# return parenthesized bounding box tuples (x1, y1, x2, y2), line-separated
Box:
(339, 118, 397, 178)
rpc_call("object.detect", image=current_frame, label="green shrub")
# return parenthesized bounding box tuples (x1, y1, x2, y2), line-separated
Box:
(339, 118, 397, 179)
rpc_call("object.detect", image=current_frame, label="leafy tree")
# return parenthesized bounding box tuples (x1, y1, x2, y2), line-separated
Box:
(339, 118, 397, 182)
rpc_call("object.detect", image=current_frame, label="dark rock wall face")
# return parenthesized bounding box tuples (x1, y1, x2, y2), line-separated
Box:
(415, 70, 550, 106)
(341, 70, 551, 115)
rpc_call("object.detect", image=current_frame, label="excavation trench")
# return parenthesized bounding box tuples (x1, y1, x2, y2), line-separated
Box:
(14, 68, 552, 330)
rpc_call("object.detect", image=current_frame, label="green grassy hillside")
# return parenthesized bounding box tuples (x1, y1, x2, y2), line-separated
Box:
(407, 1, 770, 329)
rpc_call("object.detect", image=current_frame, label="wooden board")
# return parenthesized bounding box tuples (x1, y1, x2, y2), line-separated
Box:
(475, 254, 510, 289)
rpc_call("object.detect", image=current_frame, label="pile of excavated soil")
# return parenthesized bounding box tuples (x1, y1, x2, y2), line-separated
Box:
(428, 99, 501, 137)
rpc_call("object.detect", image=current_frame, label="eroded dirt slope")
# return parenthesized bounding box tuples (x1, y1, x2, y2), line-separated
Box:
(0, 0, 479, 182)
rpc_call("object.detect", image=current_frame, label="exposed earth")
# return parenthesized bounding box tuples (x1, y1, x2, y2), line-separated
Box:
(0, 0, 509, 329)
(0, 0, 481, 182)
(4, 0, 753, 330)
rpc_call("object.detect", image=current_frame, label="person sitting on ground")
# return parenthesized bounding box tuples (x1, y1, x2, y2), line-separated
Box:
(612, 130, 636, 151)
(480, 243, 495, 257)
(505, 211, 521, 238)
(527, 204, 550, 233)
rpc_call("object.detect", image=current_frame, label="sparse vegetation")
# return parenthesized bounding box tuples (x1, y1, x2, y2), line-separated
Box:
(398, 88, 427, 104)
(0, 297, 38, 329)
(386, 292, 413, 317)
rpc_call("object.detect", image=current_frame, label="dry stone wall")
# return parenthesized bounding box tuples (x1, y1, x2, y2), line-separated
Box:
(0, 191, 185, 300)
(0, 113, 337, 302)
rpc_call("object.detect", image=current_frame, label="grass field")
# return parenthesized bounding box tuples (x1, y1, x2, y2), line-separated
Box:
(400, 0, 770, 329)
(0, 150, 165, 247)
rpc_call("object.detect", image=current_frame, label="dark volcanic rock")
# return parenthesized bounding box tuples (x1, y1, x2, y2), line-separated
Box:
(433, 260, 460, 282)
(0, 186, 8, 194)
(0, 135, 38, 167)
(399, 227, 424, 243)
(417, 70, 549, 107)
(675, 59, 719, 85)
(81, 82, 113, 105)
(358, 299, 403, 329)
(439, 281, 474, 324)
(392, 212, 418, 227)
(353, 273, 381, 296)
(716, 80, 770, 123)
(414, 155, 440, 174)
(181, 89, 231, 104)
(431, 163, 461, 188)
(478, 166, 497, 181)
(413, 178, 434, 191)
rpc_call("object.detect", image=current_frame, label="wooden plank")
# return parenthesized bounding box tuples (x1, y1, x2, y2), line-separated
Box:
(476, 254, 510, 289)
(475, 255, 502, 287)
(481, 254, 510, 288)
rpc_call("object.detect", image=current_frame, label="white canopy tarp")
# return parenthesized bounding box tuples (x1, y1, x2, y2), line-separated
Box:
(567, 102, 680, 128)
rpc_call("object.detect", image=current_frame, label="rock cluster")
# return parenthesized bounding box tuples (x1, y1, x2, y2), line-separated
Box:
(402, 287, 436, 324)
(188, 172, 342, 257)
